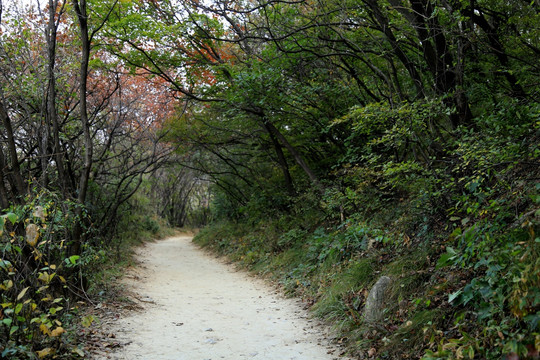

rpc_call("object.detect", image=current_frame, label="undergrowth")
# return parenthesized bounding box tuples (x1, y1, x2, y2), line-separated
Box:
(194, 101, 540, 359)
(0, 188, 173, 359)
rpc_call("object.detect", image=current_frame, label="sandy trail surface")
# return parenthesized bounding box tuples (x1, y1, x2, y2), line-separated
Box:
(101, 236, 348, 360)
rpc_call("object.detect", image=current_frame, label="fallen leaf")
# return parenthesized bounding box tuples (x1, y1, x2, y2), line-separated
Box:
(36, 347, 54, 359)
(81, 315, 95, 328)
(50, 327, 64, 337)
(40, 323, 51, 335)
(72, 347, 85, 357)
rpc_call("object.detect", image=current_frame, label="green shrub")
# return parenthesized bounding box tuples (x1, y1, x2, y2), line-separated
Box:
(0, 190, 93, 358)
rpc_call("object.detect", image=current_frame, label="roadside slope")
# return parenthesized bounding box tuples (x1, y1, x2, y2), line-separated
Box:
(100, 236, 348, 360)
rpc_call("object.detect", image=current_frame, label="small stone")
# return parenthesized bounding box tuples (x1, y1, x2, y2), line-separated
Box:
(364, 276, 392, 323)
(25, 224, 40, 247)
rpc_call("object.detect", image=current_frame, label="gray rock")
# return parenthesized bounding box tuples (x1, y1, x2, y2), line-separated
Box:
(364, 276, 392, 323)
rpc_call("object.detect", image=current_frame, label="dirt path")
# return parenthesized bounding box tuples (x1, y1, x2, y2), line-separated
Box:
(100, 236, 349, 360)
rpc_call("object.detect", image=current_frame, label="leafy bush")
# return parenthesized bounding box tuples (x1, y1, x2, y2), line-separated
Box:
(0, 190, 94, 358)
(195, 99, 540, 359)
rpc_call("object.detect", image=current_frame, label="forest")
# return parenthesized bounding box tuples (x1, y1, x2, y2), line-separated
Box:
(0, 0, 538, 358)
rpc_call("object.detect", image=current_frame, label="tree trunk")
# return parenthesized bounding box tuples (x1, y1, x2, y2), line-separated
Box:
(0, 100, 25, 199)
(364, 0, 426, 99)
(464, 6, 527, 99)
(261, 118, 321, 189)
(71, 0, 93, 255)
(0, 148, 11, 208)
(408, 0, 472, 126)
(46, 0, 68, 198)
(261, 122, 295, 196)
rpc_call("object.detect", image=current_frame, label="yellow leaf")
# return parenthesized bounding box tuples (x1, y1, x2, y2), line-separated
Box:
(36, 347, 54, 359)
(39, 323, 51, 335)
(38, 272, 54, 283)
(50, 327, 64, 337)
(49, 264, 56, 270)
(58, 276, 66, 284)
(17, 286, 30, 301)
(0, 279, 13, 291)
(81, 315, 95, 328)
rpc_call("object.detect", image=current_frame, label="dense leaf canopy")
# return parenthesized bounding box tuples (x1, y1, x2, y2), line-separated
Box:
(0, 0, 538, 358)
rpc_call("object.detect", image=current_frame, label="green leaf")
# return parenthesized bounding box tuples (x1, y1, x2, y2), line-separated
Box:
(448, 289, 462, 303)
(0, 260, 12, 271)
(14, 303, 23, 315)
(5, 213, 17, 224)
(72, 347, 85, 357)
(436, 253, 454, 269)
(67, 255, 80, 265)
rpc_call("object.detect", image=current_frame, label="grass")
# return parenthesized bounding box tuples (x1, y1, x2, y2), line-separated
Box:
(193, 167, 540, 359)
(194, 221, 448, 357)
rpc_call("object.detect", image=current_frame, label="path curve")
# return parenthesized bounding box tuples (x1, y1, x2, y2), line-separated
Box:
(101, 236, 348, 360)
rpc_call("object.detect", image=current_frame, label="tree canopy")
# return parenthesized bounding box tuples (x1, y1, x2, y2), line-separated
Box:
(0, 0, 538, 358)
